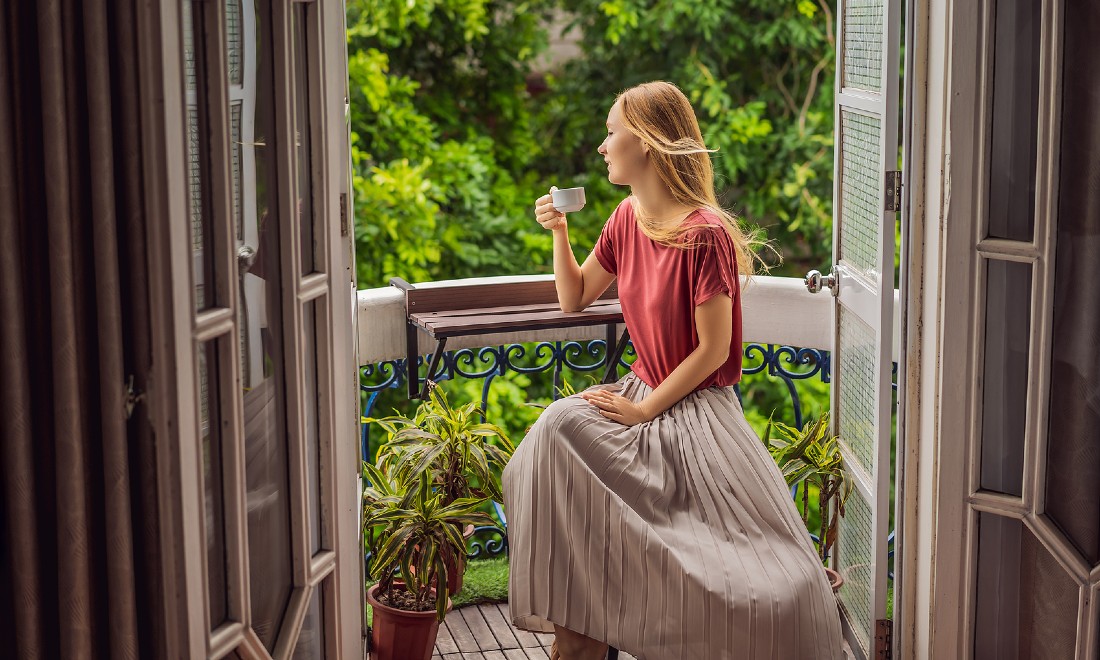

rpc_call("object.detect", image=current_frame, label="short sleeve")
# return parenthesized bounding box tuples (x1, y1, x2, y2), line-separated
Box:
(690, 226, 739, 306)
(591, 208, 618, 275)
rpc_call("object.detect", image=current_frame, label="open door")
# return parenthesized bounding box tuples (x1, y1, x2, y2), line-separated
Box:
(804, 1, 901, 657)
(145, 0, 360, 656)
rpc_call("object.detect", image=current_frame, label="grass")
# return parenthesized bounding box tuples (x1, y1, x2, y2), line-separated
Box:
(366, 556, 510, 627)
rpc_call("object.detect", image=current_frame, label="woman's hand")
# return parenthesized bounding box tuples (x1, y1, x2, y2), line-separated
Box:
(580, 388, 653, 426)
(534, 186, 567, 231)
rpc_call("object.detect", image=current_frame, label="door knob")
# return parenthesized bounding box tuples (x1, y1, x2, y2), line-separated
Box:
(805, 268, 839, 295)
(237, 245, 257, 272)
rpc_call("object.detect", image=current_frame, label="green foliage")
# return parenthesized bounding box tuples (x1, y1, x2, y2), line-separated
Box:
(447, 556, 510, 608)
(362, 467, 496, 620)
(366, 380, 516, 505)
(545, 0, 838, 272)
(761, 411, 853, 561)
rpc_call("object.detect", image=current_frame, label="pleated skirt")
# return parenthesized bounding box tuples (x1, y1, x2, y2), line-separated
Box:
(501, 370, 846, 660)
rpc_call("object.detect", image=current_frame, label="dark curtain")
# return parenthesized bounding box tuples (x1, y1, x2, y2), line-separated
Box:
(0, 0, 159, 658)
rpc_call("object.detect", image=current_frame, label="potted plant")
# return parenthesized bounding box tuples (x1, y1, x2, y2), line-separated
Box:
(364, 379, 515, 594)
(761, 411, 853, 592)
(362, 464, 497, 660)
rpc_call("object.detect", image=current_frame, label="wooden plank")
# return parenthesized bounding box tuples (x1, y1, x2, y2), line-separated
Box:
(414, 303, 623, 329)
(417, 308, 623, 338)
(522, 647, 550, 660)
(458, 605, 500, 652)
(444, 606, 482, 653)
(495, 603, 543, 648)
(435, 610, 460, 655)
(406, 280, 618, 314)
(503, 650, 530, 660)
(478, 603, 521, 649)
(480, 652, 508, 660)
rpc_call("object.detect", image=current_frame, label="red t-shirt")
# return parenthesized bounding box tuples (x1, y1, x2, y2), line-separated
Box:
(591, 197, 743, 391)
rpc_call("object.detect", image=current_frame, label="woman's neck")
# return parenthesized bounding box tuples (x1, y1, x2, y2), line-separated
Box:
(630, 179, 696, 225)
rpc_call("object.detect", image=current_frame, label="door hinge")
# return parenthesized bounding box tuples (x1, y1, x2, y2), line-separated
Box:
(875, 618, 893, 659)
(339, 192, 349, 237)
(885, 171, 902, 212)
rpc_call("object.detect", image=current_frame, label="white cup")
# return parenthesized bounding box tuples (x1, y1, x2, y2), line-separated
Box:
(551, 186, 586, 213)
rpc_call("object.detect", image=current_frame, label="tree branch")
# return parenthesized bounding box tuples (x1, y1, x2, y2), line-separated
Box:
(799, 55, 830, 135)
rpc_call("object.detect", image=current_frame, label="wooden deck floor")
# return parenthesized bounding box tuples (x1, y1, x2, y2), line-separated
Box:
(425, 602, 639, 660)
(367, 601, 855, 659)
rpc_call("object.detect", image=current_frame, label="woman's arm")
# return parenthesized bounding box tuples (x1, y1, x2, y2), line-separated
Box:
(535, 190, 615, 312)
(582, 292, 733, 425)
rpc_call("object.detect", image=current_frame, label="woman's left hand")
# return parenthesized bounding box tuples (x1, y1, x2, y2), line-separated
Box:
(581, 389, 653, 426)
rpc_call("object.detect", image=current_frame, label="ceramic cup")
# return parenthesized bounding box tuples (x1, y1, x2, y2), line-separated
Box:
(551, 186, 586, 213)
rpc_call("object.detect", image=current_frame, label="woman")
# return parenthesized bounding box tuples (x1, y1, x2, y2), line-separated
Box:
(501, 81, 845, 660)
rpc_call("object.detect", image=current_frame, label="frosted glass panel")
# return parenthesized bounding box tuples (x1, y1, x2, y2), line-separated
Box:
(842, 0, 885, 92)
(837, 487, 874, 653)
(837, 306, 878, 474)
(838, 110, 883, 279)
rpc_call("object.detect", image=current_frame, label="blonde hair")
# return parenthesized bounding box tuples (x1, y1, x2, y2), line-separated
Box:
(615, 81, 779, 284)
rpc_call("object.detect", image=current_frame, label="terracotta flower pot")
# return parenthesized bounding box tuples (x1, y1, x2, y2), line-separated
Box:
(824, 567, 844, 593)
(446, 523, 476, 594)
(367, 582, 452, 660)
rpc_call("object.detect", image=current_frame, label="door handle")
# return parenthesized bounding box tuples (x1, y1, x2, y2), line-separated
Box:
(805, 267, 839, 296)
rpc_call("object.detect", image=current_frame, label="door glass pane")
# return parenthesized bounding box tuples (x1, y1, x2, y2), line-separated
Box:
(199, 339, 228, 629)
(184, 0, 215, 311)
(291, 579, 327, 659)
(303, 300, 323, 554)
(986, 0, 1041, 241)
(1044, 0, 1100, 566)
(972, 512, 1079, 659)
(240, 0, 293, 649)
(292, 4, 316, 275)
(979, 258, 1031, 496)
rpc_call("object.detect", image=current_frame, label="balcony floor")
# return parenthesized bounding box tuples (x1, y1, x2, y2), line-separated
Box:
(426, 602, 639, 660)
(367, 601, 855, 659)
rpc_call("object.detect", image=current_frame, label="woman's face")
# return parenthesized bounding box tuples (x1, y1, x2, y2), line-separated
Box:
(598, 101, 648, 186)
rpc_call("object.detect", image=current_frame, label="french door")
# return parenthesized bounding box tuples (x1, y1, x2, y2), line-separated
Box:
(805, 0, 902, 657)
(150, 0, 360, 657)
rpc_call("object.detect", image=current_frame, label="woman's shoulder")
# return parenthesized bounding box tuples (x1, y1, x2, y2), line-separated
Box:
(680, 208, 730, 242)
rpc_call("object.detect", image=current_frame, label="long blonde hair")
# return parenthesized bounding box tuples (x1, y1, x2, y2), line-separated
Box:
(615, 81, 778, 285)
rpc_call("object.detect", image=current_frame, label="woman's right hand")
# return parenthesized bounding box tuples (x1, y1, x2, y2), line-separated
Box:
(534, 186, 567, 231)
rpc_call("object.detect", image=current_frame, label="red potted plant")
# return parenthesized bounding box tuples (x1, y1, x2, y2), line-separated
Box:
(363, 465, 497, 660)
(365, 380, 514, 594)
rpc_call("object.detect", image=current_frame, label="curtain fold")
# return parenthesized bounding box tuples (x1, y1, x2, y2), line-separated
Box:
(0, 0, 154, 657)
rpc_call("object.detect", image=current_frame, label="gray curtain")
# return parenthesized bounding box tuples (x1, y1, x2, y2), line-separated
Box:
(0, 0, 159, 658)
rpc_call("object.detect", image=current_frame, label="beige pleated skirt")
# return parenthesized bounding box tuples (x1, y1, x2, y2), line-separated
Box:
(501, 370, 846, 660)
